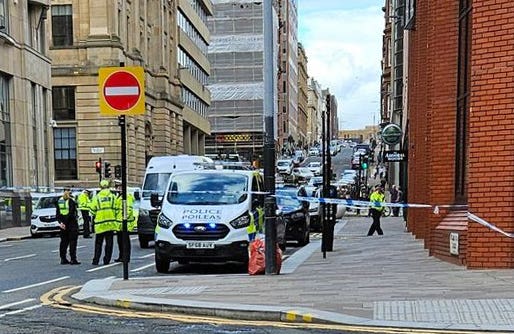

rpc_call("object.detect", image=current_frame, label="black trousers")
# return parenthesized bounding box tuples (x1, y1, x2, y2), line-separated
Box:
(392, 206, 400, 217)
(116, 231, 131, 261)
(93, 231, 114, 265)
(80, 210, 91, 236)
(367, 209, 384, 236)
(60, 228, 79, 261)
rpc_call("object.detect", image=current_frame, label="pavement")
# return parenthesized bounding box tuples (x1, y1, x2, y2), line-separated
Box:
(3, 217, 514, 332)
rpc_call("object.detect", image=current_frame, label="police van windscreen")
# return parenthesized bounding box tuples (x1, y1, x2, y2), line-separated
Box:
(142, 173, 172, 198)
(166, 172, 248, 205)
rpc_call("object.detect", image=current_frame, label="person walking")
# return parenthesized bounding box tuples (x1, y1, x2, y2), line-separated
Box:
(77, 189, 92, 238)
(55, 188, 81, 265)
(89, 180, 118, 265)
(367, 185, 386, 236)
(114, 183, 136, 262)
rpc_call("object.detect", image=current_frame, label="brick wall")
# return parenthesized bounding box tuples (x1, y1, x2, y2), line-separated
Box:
(467, 0, 514, 268)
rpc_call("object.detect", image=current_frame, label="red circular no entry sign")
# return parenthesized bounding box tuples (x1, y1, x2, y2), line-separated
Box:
(103, 71, 141, 111)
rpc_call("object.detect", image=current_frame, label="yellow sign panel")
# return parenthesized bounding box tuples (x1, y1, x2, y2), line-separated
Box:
(98, 66, 145, 116)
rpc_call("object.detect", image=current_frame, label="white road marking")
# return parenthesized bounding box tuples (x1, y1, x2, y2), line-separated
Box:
(0, 304, 43, 317)
(105, 86, 139, 96)
(0, 244, 13, 248)
(4, 254, 36, 262)
(130, 263, 154, 272)
(2, 276, 70, 293)
(0, 298, 35, 310)
(86, 262, 121, 273)
(138, 253, 154, 259)
(52, 245, 86, 253)
(130, 236, 138, 240)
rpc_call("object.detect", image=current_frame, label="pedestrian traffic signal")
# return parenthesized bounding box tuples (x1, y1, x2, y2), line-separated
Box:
(114, 165, 122, 178)
(361, 155, 369, 170)
(104, 161, 112, 178)
(95, 159, 102, 174)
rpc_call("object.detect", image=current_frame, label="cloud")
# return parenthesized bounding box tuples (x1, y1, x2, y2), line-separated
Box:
(298, 2, 383, 130)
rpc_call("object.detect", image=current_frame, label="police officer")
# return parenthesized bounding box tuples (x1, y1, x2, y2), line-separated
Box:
(89, 180, 118, 265)
(247, 197, 264, 241)
(114, 182, 136, 262)
(77, 189, 92, 238)
(56, 188, 81, 265)
(367, 185, 386, 236)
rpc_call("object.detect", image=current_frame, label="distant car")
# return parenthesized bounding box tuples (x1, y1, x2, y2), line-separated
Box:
(307, 161, 322, 176)
(276, 159, 293, 175)
(30, 193, 84, 237)
(308, 147, 319, 156)
(304, 176, 323, 196)
(293, 150, 305, 164)
(275, 186, 310, 246)
(291, 167, 315, 183)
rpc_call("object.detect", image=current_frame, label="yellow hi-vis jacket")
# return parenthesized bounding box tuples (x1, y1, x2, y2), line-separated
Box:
(77, 192, 91, 211)
(89, 189, 118, 234)
(247, 207, 264, 240)
(115, 193, 137, 232)
(369, 191, 385, 211)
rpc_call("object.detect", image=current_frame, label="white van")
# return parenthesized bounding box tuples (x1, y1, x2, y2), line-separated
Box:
(152, 169, 286, 273)
(137, 155, 213, 248)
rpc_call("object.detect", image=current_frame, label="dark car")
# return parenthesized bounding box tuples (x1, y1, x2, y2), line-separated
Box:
(275, 186, 310, 246)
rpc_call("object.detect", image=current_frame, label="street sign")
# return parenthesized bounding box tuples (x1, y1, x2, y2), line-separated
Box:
(383, 150, 407, 162)
(98, 67, 145, 116)
(381, 123, 402, 146)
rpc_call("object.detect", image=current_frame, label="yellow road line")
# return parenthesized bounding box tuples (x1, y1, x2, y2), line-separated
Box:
(40, 285, 513, 334)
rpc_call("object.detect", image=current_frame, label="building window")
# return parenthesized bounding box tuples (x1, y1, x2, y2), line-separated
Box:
(455, 0, 471, 202)
(51, 5, 73, 47)
(404, 0, 415, 30)
(0, 73, 11, 187)
(52, 86, 75, 120)
(0, 0, 8, 33)
(53, 128, 77, 180)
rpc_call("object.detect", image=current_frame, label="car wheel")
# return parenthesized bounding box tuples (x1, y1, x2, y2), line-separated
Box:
(138, 234, 151, 248)
(298, 227, 310, 246)
(155, 252, 170, 273)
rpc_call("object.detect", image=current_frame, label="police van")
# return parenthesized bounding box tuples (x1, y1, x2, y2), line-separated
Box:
(152, 168, 286, 272)
(137, 155, 213, 248)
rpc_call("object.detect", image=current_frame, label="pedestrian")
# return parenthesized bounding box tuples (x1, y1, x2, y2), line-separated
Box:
(391, 185, 403, 217)
(114, 182, 136, 262)
(367, 185, 386, 236)
(89, 180, 118, 265)
(77, 189, 92, 238)
(55, 188, 81, 265)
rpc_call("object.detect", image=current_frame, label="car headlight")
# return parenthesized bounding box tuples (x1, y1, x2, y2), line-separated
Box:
(230, 214, 250, 229)
(31, 214, 38, 219)
(157, 214, 173, 228)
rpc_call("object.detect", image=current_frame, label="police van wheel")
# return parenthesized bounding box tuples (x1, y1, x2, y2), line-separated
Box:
(155, 253, 170, 273)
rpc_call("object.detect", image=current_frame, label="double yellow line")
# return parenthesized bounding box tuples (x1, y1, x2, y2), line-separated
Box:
(40, 286, 506, 334)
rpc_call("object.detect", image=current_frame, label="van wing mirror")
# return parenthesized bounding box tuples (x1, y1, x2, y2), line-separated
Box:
(150, 193, 162, 208)
(134, 191, 140, 201)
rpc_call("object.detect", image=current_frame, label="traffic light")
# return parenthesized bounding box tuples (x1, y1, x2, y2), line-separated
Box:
(114, 165, 122, 178)
(361, 155, 369, 170)
(104, 161, 112, 178)
(95, 158, 102, 174)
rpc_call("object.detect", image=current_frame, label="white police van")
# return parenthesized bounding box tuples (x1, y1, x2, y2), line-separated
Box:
(152, 169, 285, 272)
(137, 155, 213, 248)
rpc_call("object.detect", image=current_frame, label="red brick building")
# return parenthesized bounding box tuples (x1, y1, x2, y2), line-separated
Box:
(407, 0, 514, 268)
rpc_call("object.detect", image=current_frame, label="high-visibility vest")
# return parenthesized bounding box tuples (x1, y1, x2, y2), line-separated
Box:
(247, 207, 264, 236)
(90, 189, 117, 234)
(57, 197, 70, 215)
(77, 192, 90, 211)
(370, 191, 385, 211)
(115, 193, 137, 232)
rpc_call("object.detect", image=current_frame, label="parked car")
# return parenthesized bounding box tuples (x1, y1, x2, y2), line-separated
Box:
(291, 167, 315, 183)
(276, 159, 293, 175)
(275, 185, 310, 246)
(307, 161, 322, 176)
(305, 176, 323, 196)
(30, 193, 84, 237)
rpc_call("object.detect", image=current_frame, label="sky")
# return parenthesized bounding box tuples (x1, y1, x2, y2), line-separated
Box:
(297, 0, 384, 130)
